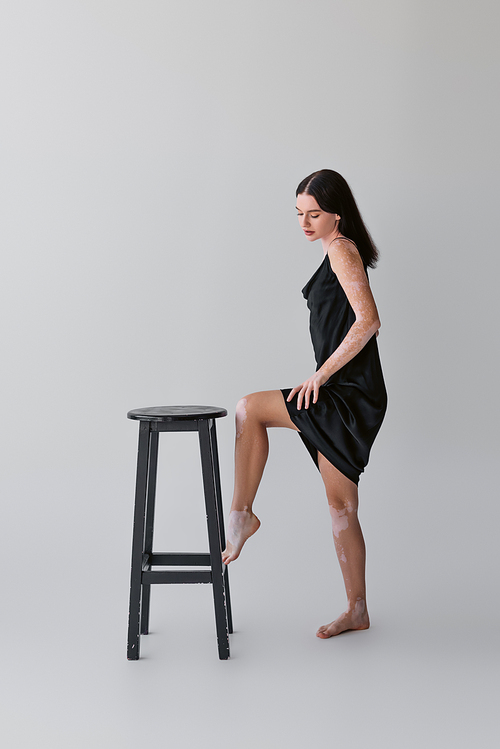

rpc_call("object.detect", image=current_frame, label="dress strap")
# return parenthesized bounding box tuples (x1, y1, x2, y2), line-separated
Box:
(329, 236, 358, 248)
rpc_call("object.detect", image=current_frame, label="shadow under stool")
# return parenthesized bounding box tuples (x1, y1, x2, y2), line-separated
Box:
(126, 405, 233, 660)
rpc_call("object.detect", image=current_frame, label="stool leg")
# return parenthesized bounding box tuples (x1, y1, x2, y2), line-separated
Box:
(140, 429, 159, 635)
(127, 422, 150, 660)
(199, 420, 230, 660)
(209, 420, 233, 635)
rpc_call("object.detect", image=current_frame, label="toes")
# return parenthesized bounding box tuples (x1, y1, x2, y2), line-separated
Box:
(222, 549, 236, 565)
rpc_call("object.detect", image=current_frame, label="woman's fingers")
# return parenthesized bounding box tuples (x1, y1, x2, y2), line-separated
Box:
(305, 384, 312, 409)
(289, 378, 320, 410)
(303, 383, 314, 410)
(300, 384, 310, 410)
(297, 387, 304, 410)
(306, 381, 321, 409)
(291, 384, 307, 410)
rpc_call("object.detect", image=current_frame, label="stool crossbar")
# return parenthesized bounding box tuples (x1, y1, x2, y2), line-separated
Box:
(127, 406, 232, 660)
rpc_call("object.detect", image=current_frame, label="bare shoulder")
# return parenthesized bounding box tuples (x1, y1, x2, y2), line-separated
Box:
(327, 237, 365, 276)
(328, 238, 379, 322)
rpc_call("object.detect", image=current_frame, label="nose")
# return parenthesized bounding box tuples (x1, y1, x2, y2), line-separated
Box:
(301, 215, 310, 227)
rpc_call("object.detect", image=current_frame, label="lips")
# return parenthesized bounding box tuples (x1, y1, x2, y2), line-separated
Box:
(304, 231, 314, 235)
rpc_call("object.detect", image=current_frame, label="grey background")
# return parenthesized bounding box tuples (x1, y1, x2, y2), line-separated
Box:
(1, 1, 498, 747)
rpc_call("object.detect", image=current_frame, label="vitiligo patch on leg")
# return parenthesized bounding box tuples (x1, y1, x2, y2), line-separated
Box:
(222, 509, 261, 565)
(226, 509, 250, 546)
(329, 505, 352, 538)
(235, 398, 248, 439)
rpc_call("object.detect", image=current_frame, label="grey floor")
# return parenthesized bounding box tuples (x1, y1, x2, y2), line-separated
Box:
(2, 427, 498, 748)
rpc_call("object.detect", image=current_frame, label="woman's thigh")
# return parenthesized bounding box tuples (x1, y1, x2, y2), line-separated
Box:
(238, 390, 299, 431)
(318, 451, 359, 508)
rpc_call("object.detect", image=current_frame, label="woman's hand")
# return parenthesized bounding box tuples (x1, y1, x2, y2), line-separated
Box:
(287, 369, 329, 410)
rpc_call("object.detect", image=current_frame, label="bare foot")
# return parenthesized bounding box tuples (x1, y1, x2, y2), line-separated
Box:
(222, 509, 261, 565)
(316, 598, 370, 638)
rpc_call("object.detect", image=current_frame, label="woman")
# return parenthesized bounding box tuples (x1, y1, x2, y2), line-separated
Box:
(222, 169, 387, 639)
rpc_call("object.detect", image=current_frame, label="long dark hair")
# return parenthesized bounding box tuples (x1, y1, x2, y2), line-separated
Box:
(296, 169, 379, 268)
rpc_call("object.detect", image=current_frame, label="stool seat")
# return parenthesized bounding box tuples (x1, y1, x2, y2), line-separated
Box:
(127, 405, 227, 422)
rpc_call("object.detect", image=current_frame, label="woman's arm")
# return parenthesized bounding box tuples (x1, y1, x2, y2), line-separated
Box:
(288, 239, 381, 410)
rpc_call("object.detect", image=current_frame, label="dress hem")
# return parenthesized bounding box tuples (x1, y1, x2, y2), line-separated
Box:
(280, 388, 361, 486)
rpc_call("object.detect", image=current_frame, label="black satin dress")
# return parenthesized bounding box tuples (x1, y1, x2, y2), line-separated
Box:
(281, 249, 387, 485)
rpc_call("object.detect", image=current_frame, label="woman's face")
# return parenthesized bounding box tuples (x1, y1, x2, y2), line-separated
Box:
(296, 193, 340, 241)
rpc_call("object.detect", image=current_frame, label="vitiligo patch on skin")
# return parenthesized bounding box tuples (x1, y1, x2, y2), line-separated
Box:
(226, 509, 249, 546)
(354, 598, 366, 616)
(320, 239, 380, 379)
(223, 508, 261, 564)
(334, 537, 348, 563)
(329, 504, 353, 538)
(235, 398, 248, 439)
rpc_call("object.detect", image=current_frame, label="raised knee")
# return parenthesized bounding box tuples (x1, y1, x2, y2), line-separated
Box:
(235, 396, 248, 420)
(235, 393, 262, 434)
(235, 396, 250, 437)
(236, 392, 260, 416)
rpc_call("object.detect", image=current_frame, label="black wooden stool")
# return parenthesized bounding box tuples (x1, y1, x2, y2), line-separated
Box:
(127, 405, 233, 660)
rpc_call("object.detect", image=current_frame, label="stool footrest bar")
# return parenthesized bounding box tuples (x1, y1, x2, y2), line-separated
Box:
(142, 570, 212, 584)
(149, 552, 211, 566)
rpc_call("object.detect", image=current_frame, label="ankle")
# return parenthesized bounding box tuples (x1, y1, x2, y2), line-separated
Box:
(229, 505, 252, 515)
(347, 597, 367, 613)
